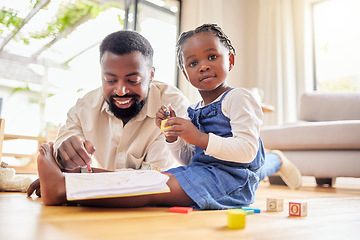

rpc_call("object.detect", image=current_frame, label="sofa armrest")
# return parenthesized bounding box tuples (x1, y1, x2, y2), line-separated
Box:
(260, 120, 360, 150)
(299, 92, 360, 122)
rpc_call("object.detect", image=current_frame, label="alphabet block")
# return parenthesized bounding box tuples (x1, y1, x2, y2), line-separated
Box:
(289, 202, 307, 217)
(266, 198, 284, 212)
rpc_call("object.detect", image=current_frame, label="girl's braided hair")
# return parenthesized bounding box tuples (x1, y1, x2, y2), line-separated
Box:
(176, 23, 236, 71)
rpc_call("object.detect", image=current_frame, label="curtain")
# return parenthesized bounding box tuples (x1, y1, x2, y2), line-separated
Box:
(179, 0, 314, 125)
(256, 0, 313, 125)
(178, 0, 225, 104)
(257, 0, 296, 125)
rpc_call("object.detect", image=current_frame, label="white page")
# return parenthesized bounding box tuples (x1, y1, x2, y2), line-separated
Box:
(64, 170, 170, 200)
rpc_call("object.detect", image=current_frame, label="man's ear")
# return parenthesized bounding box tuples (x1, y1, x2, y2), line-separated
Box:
(150, 67, 155, 81)
(229, 53, 235, 71)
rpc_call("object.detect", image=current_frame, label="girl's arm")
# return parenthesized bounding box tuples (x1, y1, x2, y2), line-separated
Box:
(205, 88, 264, 164)
(156, 104, 197, 166)
(166, 137, 195, 166)
(160, 89, 263, 165)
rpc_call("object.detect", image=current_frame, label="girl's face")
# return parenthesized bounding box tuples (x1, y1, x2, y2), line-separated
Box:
(180, 32, 234, 92)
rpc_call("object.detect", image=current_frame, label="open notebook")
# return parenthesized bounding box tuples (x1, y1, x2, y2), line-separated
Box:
(64, 170, 170, 201)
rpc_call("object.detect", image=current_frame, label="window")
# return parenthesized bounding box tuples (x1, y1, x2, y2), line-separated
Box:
(0, 0, 181, 136)
(312, 0, 360, 92)
(137, 0, 181, 86)
(0, 0, 181, 168)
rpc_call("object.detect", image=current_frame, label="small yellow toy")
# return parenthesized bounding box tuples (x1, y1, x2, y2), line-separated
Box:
(161, 119, 171, 131)
(227, 209, 246, 229)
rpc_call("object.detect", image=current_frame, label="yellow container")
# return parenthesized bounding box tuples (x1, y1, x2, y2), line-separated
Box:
(227, 209, 246, 229)
(161, 119, 171, 131)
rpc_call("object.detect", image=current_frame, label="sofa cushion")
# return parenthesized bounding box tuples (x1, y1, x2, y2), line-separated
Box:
(299, 93, 360, 122)
(280, 150, 360, 178)
(260, 120, 360, 150)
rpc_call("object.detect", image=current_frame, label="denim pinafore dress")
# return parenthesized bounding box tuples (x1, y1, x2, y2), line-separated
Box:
(166, 89, 265, 210)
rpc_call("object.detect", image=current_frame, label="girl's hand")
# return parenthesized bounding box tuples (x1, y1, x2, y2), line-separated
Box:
(163, 117, 209, 150)
(156, 105, 178, 143)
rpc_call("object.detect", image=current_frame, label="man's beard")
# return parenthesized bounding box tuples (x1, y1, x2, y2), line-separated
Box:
(108, 94, 148, 122)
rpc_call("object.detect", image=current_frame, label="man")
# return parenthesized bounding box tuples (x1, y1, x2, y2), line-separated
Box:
(27, 30, 189, 196)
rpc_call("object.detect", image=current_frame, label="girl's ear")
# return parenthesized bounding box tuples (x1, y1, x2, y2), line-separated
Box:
(229, 53, 235, 71)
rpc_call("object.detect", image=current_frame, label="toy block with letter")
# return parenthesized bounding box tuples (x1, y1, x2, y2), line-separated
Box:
(289, 202, 307, 217)
(266, 198, 284, 212)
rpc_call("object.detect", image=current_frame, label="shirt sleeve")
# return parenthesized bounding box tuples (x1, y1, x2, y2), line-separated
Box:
(140, 134, 183, 170)
(204, 88, 264, 163)
(53, 101, 85, 151)
(140, 83, 191, 170)
(166, 138, 195, 166)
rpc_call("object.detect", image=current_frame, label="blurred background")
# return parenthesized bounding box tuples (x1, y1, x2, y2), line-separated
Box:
(0, 0, 359, 168)
(0, 0, 181, 137)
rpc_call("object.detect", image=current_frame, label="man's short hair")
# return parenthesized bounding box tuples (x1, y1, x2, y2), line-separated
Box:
(99, 30, 154, 66)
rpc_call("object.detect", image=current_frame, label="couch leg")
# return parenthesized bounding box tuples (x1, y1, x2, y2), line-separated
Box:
(315, 178, 335, 187)
(268, 175, 287, 186)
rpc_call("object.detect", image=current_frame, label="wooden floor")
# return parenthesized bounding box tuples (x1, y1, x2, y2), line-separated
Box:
(1, 176, 360, 240)
(245, 177, 360, 239)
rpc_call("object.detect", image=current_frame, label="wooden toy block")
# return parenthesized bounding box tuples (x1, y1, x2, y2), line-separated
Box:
(289, 202, 307, 217)
(227, 209, 246, 229)
(266, 198, 284, 212)
(169, 206, 193, 214)
(161, 119, 171, 131)
(241, 207, 261, 213)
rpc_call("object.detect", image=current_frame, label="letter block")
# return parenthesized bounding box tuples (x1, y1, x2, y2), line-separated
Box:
(266, 198, 284, 212)
(289, 202, 307, 217)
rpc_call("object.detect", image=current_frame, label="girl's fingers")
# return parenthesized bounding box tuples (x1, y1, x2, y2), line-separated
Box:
(169, 105, 176, 117)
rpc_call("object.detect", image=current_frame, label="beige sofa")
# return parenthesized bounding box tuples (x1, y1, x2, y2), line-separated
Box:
(260, 92, 360, 186)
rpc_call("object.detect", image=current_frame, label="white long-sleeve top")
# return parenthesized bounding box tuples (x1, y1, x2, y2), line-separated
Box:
(167, 88, 264, 166)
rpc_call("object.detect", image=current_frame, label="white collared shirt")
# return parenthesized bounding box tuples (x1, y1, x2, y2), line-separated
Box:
(54, 81, 189, 171)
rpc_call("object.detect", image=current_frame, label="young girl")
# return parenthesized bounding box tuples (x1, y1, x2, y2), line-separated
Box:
(157, 23, 265, 209)
(35, 24, 301, 209)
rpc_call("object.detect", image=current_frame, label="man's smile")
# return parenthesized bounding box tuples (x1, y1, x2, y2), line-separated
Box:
(113, 97, 134, 109)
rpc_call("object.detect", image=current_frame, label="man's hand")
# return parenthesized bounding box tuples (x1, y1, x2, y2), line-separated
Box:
(27, 178, 40, 197)
(56, 136, 96, 171)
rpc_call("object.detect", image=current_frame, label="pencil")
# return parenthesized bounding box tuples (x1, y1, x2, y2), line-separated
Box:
(86, 164, 93, 173)
(165, 103, 171, 116)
